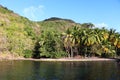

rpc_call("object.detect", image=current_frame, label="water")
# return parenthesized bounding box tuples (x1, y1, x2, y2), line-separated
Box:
(0, 60, 120, 80)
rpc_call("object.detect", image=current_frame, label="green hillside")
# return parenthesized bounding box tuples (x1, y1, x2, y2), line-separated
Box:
(0, 5, 82, 58)
(0, 5, 120, 59)
(37, 17, 82, 33)
(0, 5, 37, 58)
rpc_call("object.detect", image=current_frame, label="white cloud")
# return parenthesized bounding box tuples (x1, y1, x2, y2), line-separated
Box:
(94, 23, 108, 29)
(23, 5, 44, 21)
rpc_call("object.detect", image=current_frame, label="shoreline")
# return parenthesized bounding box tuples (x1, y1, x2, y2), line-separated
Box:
(0, 54, 118, 62)
(4, 57, 116, 62)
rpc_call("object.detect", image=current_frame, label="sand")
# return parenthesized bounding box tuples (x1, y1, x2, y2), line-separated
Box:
(0, 54, 116, 61)
(9, 57, 115, 62)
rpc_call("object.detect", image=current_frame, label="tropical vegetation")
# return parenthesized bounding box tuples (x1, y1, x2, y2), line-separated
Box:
(0, 5, 120, 59)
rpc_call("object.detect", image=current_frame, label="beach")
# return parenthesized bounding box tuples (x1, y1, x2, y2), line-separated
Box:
(0, 54, 116, 61)
(9, 57, 115, 62)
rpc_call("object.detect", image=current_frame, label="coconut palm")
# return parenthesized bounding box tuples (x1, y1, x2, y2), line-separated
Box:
(62, 28, 74, 58)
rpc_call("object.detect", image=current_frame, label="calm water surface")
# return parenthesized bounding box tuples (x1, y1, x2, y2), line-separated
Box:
(0, 60, 120, 80)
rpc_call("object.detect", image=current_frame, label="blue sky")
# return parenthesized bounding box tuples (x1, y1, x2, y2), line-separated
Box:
(0, 0, 120, 32)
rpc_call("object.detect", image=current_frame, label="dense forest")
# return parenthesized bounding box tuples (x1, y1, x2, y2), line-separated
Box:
(0, 5, 120, 59)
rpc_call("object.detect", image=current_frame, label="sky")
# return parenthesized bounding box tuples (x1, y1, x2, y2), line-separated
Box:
(0, 0, 120, 32)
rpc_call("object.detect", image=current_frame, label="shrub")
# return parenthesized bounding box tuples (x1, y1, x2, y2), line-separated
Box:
(23, 49, 32, 58)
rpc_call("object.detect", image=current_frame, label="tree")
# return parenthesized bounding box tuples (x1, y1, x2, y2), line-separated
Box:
(39, 30, 67, 58)
(81, 23, 94, 28)
(62, 30, 73, 58)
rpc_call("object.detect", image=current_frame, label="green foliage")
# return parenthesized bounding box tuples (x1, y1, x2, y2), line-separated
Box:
(37, 18, 81, 32)
(0, 5, 13, 14)
(3, 22, 34, 56)
(38, 30, 66, 58)
(81, 23, 94, 28)
(24, 26, 36, 39)
(44, 17, 75, 23)
(62, 26, 120, 58)
(23, 49, 33, 58)
(0, 6, 36, 58)
(1, 5, 120, 59)
(53, 51, 67, 58)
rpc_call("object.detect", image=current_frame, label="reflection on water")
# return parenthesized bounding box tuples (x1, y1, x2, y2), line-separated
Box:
(0, 60, 120, 80)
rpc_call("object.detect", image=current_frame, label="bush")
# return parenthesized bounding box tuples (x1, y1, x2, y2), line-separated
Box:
(101, 52, 115, 58)
(53, 51, 67, 58)
(23, 49, 32, 58)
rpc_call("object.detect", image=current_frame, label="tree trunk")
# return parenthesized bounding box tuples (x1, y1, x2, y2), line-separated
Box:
(84, 47, 87, 58)
(70, 46, 73, 58)
(66, 47, 70, 58)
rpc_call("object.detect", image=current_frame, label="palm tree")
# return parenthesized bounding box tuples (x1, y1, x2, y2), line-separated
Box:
(81, 28, 103, 57)
(63, 26, 82, 58)
(62, 26, 120, 58)
(62, 28, 74, 58)
(71, 26, 81, 56)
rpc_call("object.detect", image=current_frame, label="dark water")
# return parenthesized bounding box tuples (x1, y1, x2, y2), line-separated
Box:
(0, 60, 120, 80)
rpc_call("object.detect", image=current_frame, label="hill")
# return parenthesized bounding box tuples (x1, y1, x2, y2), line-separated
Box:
(0, 5, 83, 58)
(0, 5, 38, 58)
(37, 17, 82, 33)
(2, 5, 118, 59)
